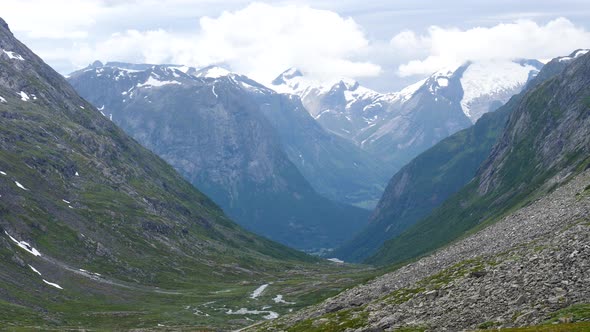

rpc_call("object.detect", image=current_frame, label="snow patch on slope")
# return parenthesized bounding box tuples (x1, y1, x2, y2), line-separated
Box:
(327, 257, 344, 263)
(42, 279, 63, 289)
(387, 78, 427, 104)
(273, 294, 295, 304)
(271, 68, 335, 97)
(18, 91, 30, 101)
(15, 181, 28, 191)
(226, 308, 279, 320)
(2, 49, 25, 61)
(4, 231, 41, 256)
(137, 75, 181, 88)
(250, 284, 269, 299)
(29, 265, 42, 276)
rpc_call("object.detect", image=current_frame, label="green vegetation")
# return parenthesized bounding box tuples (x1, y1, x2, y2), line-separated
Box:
(392, 327, 427, 332)
(384, 286, 426, 305)
(367, 69, 590, 266)
(381, 257, 488, 306)
(499, 323, 590, 331)
(0, 24, 379, 331)
(478, 321, 502, 329)
(544, 303, 590, 324)
(0, 256, 377, 330)
(335, 87, 519, 262)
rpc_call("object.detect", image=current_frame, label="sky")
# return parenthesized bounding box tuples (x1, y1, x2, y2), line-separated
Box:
(2, 0, 590, 92)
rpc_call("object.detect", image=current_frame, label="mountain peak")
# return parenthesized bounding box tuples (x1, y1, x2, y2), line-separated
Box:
(283, 67, 304, 79)
(0, 17, 10, 32)
(272, 67, 304, 85)
(414, 60, 543, 122)
(90, 60, 104, 68)
(338, 78, 359, 91)
(193, 65, 232, 78)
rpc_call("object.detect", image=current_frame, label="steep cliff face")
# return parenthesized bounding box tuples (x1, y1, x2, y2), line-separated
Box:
(68, 63, 370, 250)
(478, 50, 590, 197)
(367, 51, 590, 266)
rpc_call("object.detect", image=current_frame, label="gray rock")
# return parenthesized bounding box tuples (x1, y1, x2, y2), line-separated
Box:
(255, 169, 590, 331)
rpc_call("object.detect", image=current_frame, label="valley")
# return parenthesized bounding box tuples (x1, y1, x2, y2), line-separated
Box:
(1, 3, 590, 331)
(0, 244, 378, 330)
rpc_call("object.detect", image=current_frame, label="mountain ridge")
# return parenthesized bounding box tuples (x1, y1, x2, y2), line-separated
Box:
(367, 50, 590, 266)
(0, 16, 367, 329)
(67, 61, 374, 249)
(271, 60, 542, 173)
(249, 50, 590, 332)
(333, 53, 571, 262)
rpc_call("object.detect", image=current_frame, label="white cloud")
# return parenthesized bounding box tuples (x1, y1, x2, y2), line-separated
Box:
(190, 3, 381, 82)
(1, 0, 102, 39)
(38, 2, 380, 83)
(392, 17, 590, 77)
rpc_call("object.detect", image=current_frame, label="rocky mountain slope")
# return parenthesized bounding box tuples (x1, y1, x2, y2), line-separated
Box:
(272, 61, 542, 171)
(247, 50, 590, 331)
(0, 16, 377, 330)
(67, 63, 371, 250)
(333, 54, 573, 262)
(367, 50, 590, 266)
(252, 168, 590, 331)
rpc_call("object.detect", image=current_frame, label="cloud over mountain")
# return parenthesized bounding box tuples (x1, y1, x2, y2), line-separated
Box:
(392, 17, 590, 76)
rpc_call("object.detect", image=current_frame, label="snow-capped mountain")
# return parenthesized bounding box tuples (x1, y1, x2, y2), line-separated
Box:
(555, 49, 589, 63)
(192, 65, 233, 78)
(429, 60, 542, 122)
(68, 61, 380, 249)
(271, 60, 543, 169)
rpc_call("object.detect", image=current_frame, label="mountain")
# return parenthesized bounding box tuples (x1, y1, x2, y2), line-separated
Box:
(0, 16, 359, 329)
(232, 70, 390, 208)
(254, 167, 590, 331)
(333, 55, 572, 262)
(272, 60, 543, 170)
(67, 63, 371, 250)
(367, 50, 590, 266)
(251, 50, 590, 332)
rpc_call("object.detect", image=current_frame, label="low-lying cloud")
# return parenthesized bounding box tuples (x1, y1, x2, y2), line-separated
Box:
(392, 17, 590, 77)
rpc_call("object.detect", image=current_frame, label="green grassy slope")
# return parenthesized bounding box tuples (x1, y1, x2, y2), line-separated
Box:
(0, 16, 378, 330)
(367, 53, 590, 266)
(335, 56, 572, 263)
(334, 102, 514, 262)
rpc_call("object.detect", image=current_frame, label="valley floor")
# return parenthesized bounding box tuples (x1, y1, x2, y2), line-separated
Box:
(0, 259, 379, 331)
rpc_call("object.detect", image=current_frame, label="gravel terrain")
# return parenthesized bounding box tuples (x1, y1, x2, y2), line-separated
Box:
(253, 169, 590, 331)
